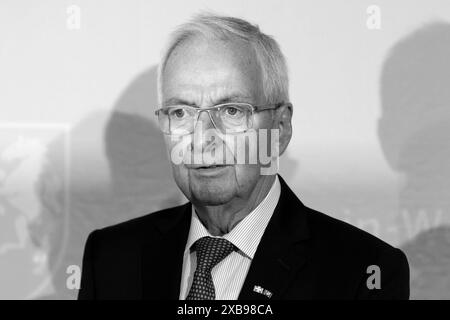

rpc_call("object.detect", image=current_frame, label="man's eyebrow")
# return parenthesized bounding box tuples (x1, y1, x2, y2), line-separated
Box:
(162, 98, 196, 107)
(215, 94, 253, 104)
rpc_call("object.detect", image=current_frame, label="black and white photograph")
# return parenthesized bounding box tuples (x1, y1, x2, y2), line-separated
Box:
(0, 0, 449, 305)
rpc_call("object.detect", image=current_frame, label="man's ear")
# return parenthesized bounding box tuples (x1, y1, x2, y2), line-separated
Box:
(274, 102, 293, 156)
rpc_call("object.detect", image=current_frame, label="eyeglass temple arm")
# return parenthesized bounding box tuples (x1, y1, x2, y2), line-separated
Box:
(254, 102, 292, 111)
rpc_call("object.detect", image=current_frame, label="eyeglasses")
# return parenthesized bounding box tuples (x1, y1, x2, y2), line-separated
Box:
(155, 102, 287, 135)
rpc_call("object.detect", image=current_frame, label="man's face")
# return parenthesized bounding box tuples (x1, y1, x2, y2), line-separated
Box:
(161, 37, 275, 206)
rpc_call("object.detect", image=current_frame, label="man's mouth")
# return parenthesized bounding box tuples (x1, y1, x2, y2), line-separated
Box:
(198, 164, 225, 169)
(186, 164, 228, 169)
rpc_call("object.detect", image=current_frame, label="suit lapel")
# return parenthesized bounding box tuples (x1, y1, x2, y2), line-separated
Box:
(141, 203, 191, 299)
(238, 176, 311, 300)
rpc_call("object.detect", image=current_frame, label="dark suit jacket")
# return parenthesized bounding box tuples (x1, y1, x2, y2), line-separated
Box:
(78, 176, 409, 300)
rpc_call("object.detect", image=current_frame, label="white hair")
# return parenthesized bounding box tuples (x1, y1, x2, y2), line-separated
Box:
(157, 13, 289, 105)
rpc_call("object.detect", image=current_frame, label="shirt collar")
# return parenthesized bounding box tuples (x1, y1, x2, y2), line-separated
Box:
(185, 175, 281, 259)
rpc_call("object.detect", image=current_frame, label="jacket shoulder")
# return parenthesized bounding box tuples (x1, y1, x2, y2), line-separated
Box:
(89, 203, 189, 249)
(303, 205, 403, 259)
(302, 206, 409, 298)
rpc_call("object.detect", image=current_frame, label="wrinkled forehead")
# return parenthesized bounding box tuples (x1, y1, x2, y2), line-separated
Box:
(161, 37, 264, 105)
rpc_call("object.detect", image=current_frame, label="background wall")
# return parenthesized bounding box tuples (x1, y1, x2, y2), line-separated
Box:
(1, 0, 449, 299)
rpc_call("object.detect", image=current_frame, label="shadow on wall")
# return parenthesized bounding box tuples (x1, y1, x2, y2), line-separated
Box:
(29, 66, 185, 299)
(378, 22, 450, 299)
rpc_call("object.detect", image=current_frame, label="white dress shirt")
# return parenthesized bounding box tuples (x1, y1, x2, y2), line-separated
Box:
(179, 176, 281, 300)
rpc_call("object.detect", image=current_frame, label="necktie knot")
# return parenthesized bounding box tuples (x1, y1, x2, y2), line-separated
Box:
(193, 236, 235, 272)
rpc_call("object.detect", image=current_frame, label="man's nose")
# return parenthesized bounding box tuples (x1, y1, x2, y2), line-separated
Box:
(192, 110, 217, 152)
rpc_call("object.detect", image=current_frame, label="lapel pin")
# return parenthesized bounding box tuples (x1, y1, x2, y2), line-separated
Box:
(253, 285, 273, 298)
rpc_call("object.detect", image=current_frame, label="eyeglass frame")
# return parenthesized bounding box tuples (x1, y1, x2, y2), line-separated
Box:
(154, 101, 292, 135)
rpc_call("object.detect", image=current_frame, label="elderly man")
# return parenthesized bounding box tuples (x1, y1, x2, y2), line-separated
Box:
(78, 14, 409, 300)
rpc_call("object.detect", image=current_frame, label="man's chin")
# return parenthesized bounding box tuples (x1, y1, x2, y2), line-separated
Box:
(189, 182, 235, 206)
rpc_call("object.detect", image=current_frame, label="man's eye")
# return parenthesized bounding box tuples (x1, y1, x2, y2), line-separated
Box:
(170, 108, 186, 118)
(224, 106, 243, 116)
